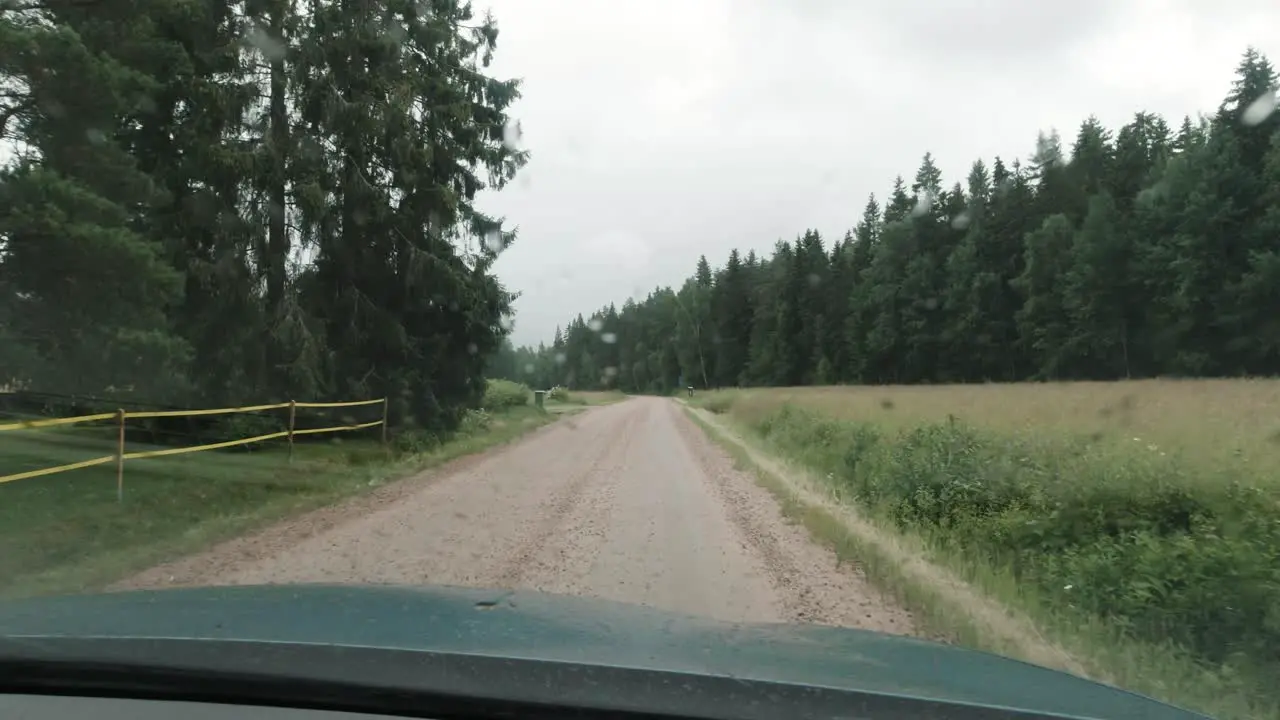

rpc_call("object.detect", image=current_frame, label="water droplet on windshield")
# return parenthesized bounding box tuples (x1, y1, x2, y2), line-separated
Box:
(484, 230, 504, 253)
(502, 119, 523, 151)
(467, 343, 478, 355)
(499, 315, 515, 331)
(384, 21, 407, 44)
(951, 212, 971, 230)
(603, 366, 618, 379)
(807, 273, 821, 287)
(588, 318, 604, 332)
(601, 332, 617, 344)
(911, 191, 934, 217)
(245, 26, 286, 62)
(523, 363, 535, 374)
(555, 352, 567, 365)
(1242, 89, 1276, 127)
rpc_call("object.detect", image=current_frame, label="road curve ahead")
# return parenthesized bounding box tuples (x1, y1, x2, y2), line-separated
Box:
(117, 397, 914, 633)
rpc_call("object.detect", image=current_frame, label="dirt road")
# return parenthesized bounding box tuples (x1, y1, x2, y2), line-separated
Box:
(117, 398, 913, 633)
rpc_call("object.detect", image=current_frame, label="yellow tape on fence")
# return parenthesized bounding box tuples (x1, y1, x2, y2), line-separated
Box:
(0, 455, 114, 485)
(0, 412, 116, 432)
(293, 398, 384, 409)
(127, 402, 289, 419)
(0, 396, 385, 487)
(291, 419, 384, 437)
(121, 430, 291, 460)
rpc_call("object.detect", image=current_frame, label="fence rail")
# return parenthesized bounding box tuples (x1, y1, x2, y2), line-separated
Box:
(0, 397, 388, 498)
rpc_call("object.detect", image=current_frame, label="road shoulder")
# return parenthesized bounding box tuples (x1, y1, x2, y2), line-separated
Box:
(108, 408, 573, 592)
(679, 400, 1087, 674)
(668, 401, 917, 635)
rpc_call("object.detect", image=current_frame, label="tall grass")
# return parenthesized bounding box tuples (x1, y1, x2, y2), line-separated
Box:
(694, 384, 1280, 719)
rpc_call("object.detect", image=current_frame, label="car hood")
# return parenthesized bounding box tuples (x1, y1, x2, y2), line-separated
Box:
(0, 584, 1202, 719)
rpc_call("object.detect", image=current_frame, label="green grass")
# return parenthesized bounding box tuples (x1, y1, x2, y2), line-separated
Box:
(688, 388, 1280, 720)
(544, 388, 626, 407)
(0, 406, 554, 599)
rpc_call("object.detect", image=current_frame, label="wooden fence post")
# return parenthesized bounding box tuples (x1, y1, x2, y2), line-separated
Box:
(287, 400, 297, 463)
(381, 397, 389, 446)
(115, 409, 125, 502)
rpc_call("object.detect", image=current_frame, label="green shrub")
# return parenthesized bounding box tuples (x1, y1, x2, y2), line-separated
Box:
(482, 379, 530, 409)
(459, 408, 492, 434)
(205, 413, 286, 448)
(701, 395, 736, 414)
(392, 428, 440, 455)
(547, 386, 572, 403)
(750, 404, 1280, 685)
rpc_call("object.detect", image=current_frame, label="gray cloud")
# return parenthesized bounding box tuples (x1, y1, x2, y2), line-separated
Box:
(479, 0, 1280, 346)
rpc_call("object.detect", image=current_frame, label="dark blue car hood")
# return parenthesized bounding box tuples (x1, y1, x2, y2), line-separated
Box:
(0, 584, 1203, 719)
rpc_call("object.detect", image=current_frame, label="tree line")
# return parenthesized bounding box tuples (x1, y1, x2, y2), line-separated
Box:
(0, 0, 525, 430)
(493, 49, 1280, 393)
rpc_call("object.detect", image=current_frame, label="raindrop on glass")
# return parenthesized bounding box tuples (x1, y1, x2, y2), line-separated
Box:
(484, 230, 504, 253)
(603, 366, 618, 379)
(384, 21, 407, 44)
(911, 191, 934, 217)
(601, 332, 617, 344)
(502, 119, 523, 151)
(555, 352, 567, 365)
(1242, 89, 1276, 127)
(951, 212, 971, 230)
(467, 343, 478, 355)
(523, 363, 535, 374)
(588, 318, 604, 332)
(807, 273, 821, 287)
(245, 26, 286, 62)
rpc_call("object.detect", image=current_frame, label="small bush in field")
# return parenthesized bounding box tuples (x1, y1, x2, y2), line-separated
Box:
(392, 429, 439, 455)
(701, 394, 736, 414)
(547, 386, 572, 403)
(483, 379, 530, 409)
(459, 408, 492, 434)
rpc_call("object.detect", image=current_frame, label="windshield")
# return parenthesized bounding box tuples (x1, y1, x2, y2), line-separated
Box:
(1, 2, 1277, 720)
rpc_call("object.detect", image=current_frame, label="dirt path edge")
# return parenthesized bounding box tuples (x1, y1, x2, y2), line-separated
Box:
(681, 401, 1092, 680)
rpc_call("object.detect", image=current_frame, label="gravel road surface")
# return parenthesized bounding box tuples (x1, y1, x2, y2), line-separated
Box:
(116, 397, 914, 633)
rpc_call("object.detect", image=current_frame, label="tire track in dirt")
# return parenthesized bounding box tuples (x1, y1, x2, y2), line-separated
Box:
(488, 404, 639, 586)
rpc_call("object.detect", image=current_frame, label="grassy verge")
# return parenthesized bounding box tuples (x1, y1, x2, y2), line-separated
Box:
(687, 390, 1278, 720)
(0, 405, 555, 599)
(544, 387, 627, 409)
(682, 408, 1043, 656)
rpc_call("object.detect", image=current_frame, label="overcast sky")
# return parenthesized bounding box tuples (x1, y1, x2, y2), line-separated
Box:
(476, 0, 1280, 347)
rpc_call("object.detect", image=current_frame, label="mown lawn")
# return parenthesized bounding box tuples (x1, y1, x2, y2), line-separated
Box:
(0, 406, 554, 599)
(692, 380, 1280, 720)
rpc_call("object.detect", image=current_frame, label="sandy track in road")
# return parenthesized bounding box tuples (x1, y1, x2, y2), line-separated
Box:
(115, 398, 914, 633)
